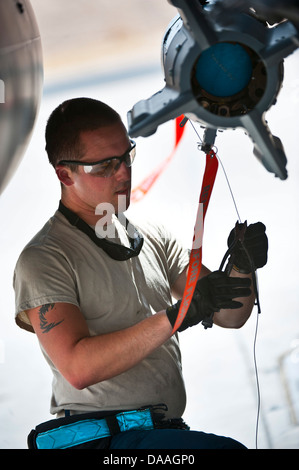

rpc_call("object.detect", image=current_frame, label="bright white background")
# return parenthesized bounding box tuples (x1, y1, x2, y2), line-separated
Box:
(0, 4, 299, 448)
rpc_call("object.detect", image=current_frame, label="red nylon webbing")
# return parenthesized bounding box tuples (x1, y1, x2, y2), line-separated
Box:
(172, 150, 219, 333)
(131, 116, 186, 203)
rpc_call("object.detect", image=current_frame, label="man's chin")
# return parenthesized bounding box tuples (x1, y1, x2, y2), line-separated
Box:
(115, 191, 131, 215)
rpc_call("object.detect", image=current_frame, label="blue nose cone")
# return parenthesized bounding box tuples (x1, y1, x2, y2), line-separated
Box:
(195, 42, 253, 97)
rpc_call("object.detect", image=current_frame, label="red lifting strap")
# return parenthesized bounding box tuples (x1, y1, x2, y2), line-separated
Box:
(172, 150, 219, 333)
(131, 116, 186, 203)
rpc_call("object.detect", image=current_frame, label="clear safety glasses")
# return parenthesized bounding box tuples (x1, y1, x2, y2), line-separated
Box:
(58, 140, 136, 177)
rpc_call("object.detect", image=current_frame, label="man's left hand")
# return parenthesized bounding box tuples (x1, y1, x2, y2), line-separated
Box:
(227, 222, 268, 273)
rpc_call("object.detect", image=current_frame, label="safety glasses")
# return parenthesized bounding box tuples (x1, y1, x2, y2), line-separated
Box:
(58, 140, 136, 177)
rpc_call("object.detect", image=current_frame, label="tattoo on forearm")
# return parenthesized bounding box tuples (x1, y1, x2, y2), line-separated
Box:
(39, 303, 64, 333)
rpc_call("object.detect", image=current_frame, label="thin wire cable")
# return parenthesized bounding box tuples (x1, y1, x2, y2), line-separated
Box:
(188, 121, 242, 222)
(216, 155, 242, 224)
(253, 306, 260, 449)
(189, 121, 261, 449)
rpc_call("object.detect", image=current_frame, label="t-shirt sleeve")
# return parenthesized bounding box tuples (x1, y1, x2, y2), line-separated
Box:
(159, 225, 190, 287)
(13, 245, 79, 332)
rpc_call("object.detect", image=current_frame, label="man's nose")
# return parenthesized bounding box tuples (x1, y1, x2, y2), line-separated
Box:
(115, 161, 131, 179)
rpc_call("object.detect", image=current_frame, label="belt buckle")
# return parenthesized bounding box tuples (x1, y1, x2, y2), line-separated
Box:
(116, 408, 154, 433)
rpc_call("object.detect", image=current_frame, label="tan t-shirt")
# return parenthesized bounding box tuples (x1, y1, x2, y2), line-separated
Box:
(13, 210, 189, 418)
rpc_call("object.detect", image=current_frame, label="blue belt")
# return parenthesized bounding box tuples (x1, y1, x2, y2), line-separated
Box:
(34, 408, 155, 449)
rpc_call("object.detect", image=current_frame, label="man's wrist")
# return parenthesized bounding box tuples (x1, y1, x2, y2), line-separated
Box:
(165, 302, 180, 330)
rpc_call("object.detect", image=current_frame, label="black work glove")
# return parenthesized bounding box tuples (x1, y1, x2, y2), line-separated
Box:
(166, 271, 252, 332)
(227, 222, 268, 274)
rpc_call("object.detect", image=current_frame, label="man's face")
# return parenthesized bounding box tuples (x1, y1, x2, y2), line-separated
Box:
(65, 121, 133, 217)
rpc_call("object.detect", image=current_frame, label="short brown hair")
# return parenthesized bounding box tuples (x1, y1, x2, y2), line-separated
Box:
(45, 97, 121, 168)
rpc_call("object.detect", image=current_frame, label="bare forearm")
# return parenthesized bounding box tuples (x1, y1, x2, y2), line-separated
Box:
(213, 270, 255, 328)
(69, 311, 172, 389)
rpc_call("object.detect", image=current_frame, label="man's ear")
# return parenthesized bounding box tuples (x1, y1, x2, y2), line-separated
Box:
(55, 166, 74, 187)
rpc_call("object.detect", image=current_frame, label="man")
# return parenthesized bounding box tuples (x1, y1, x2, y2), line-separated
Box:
(13, 98, 268, 449)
